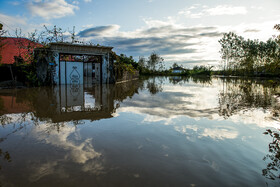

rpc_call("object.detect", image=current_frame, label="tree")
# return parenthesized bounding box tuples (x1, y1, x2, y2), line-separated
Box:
(172, 63, 179, 69)
(137, 56, 146, 73)
(218, 32, 244, 71)
(146, 52, 164, 71)
(138, 56, 145, 68)
(218, 27, 280, 76)
(274, 24, 280, 43)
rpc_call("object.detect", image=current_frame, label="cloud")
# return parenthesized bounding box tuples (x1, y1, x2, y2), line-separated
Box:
(117, 81, 221, 120)
(78, 25, 120, 37)
(201, 128, 238, 140)
(179, 4, 247, 18)
(26, 123, 105, 182)
(76, 10, 277, 67)
(244, 29, 260, 33)
(0, 13, 53, 36)
(174, 125, 239, 140)
(28, 0, 79, 19)
(31, 125, 102, 164)
(0, 13, 27, 27)
(84, 0, 92, 2)
(10, 1, 20, 6)
(206, 5, 247, 16)
(73, 1, 79, 5)
(78, 24, 222, 65)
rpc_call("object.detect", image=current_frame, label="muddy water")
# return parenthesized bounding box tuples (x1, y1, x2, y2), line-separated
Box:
(0, 77, 279, 186)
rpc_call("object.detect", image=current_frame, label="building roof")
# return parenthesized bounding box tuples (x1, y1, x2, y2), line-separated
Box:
(0, 37, 43, 64)
(48, 42, 113, 55)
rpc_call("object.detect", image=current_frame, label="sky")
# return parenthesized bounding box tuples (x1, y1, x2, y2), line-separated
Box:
(0, 0, 280, 68)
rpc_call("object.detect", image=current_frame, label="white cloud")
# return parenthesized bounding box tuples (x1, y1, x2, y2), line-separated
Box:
(250, 6, 263, 10)
(78, 21, 222, 66)
(201, 128, 238, 140)
(0, 13, 52, 36)
(179, 4, 247, 18)
(79, 25, 121, 38)
(10, 1, 20, 6)
(0, 13, 27, 27)
(28, 0, 79, 20)
(206, 5, 247, 16)
(73, 1, 79, 5)
(143, 17, 177, 28)
(31, 124, 102, 164)
(174, 125, 239, 140)
(84, 0, 92, 2)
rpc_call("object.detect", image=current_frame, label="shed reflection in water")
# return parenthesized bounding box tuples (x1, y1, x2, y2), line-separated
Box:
(0, 77, 279, 186)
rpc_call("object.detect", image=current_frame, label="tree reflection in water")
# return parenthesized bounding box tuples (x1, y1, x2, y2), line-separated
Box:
(263, 129, 280, 181)
(218, 78, 280, 120)
(146, 76, 163, 95)
(217, 77, 280, 182)
(0, 149, 11, 187)
(168, 76, 212, 85)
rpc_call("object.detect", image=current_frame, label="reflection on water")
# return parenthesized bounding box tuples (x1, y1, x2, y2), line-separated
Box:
(263, 129, 280, 180)
(0, 80, 142, 125)
(0, 77, 280, 186)
(218, 78, 280, 120)
(0, 149, 11, 170)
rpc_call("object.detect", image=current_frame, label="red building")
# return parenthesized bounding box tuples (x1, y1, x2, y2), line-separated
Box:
(0, 37, 43, 64)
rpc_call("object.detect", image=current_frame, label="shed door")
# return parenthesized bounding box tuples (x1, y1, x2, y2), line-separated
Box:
(66, 62, 83, 85)
(60, 61, 83, 85)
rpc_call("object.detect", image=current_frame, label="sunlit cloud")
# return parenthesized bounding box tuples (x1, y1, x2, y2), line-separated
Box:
(201, 128, 238, 140)
(206, 5, 247, 16)
(78, 23, 222, 66)
(179, 4, 247, 18)
(116, 78, 280, 130)
(79, 25, 121, 37)
(31, 124, 102, 164)
(0, 13, 27, 27)
(28, 0, 79, 20)
(0, 13, 52, 36)
(73, 1, 79, 5)
(22, 121, 105, 181)
(174, 124, 239, 140)
(244, 29, 260, 33)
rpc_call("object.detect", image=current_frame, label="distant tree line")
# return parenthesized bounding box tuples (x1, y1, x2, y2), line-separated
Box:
(218, 24, 280, 77)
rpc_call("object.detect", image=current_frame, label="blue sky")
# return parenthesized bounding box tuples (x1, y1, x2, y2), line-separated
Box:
(0, 0, 280, 67)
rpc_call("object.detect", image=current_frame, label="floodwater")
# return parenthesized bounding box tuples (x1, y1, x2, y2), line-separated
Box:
(0, 76, 279, 187)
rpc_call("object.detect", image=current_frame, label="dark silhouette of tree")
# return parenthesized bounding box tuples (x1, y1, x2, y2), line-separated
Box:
(263, 129, 280, 181)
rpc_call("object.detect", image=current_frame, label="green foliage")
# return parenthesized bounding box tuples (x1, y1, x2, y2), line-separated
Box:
(147, 52, 164, 71)
(218, 24, 280, 77)
(114, 53, 138, 79)
(137, 52, 165, 75)
(172, 62, 181, 69)
(274, 24, 280, 43)
(190, 65, 213, 76)
(22, 66, 39, 86)
(117, 54, 138, 69)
